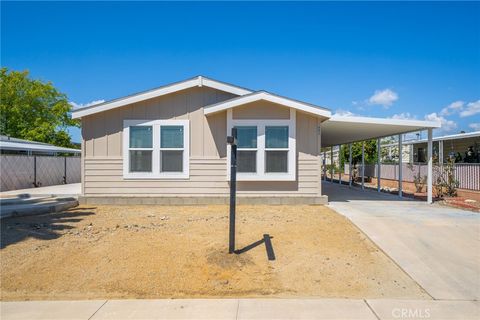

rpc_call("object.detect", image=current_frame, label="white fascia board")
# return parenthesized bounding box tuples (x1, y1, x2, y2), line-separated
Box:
(72, 76, 253, 119)
(329, 115, 441, 129)
(201, 78, 252, 96)
(204, 91, 332, 118)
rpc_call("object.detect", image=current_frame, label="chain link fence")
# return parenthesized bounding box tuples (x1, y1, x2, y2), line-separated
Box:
(0, 155, 81, 191)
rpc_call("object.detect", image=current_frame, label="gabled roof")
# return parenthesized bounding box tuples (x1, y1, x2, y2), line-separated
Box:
(203, 91, 332, 118)
(71, 76, 253, 119)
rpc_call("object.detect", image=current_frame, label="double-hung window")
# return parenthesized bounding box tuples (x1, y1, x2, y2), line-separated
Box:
(228, 110, 296, 181)
(129, 126, 153, 173)
(236, 126, 257, 173)
(123, 120, 189, 179)
(265, 126, 289, 173)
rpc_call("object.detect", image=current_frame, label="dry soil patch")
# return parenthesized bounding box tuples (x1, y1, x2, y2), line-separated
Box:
(0, 205, 429, 300)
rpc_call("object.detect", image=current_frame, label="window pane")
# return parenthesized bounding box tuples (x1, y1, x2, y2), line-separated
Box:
(129, 150, 152, 172)
(130, 126, 152, 148)
(236, 126, 257, 148)
(266, 151, 288, 173)
(237, 151, 256, 173)
(266, 126, 288, 148)
(161, 126, 184, 148)
(161, 150, 183, 172)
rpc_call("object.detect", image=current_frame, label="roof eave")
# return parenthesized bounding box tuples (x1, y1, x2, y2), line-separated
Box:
(203, 91, 332, 118)
(329, 115, 441, 129)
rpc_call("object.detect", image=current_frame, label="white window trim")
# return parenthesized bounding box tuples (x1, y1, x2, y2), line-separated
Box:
(123, 119, 190, 179)
(227, 109, 296, 181)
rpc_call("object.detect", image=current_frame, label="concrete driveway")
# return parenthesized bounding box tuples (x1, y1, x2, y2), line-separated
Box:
(324, 182, 480, 301)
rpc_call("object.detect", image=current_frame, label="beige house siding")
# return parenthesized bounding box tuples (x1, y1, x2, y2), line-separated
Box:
(82, 87, 322, 197)
(232, 101, 290, 120)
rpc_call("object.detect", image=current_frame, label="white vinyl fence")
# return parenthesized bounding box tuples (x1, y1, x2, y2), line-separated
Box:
(344, 163, 480, 191)
(0, 155, 81, 191)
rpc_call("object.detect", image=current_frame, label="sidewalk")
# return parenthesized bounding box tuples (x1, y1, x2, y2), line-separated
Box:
(0, 183, 81, 198)
(1, 298, 478, 320)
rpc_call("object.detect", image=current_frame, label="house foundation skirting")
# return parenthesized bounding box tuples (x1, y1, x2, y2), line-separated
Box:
(78, 195, 328, 205)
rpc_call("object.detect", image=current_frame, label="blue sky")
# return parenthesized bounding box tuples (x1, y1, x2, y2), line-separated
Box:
(2, 1, 479, 143)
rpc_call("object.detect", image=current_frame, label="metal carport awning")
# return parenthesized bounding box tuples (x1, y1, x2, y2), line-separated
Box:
(321, 116, 440, 147)
(319, 115, 441, 204)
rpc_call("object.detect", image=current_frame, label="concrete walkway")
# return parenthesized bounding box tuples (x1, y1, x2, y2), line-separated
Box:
(323, 182, 480, 301)
(1, 298, 478, 319)
(0, 183, 81, 198)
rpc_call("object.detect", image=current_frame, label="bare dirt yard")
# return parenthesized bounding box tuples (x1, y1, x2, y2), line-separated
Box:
(1, 205, 429, 301)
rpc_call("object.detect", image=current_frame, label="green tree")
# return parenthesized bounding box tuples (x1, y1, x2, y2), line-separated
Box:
(0, 68, 79, 148)
(339, 139, 378, 167)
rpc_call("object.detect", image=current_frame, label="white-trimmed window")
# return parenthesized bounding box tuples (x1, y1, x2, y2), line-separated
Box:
(265, 126, 289, 173)
(236, 126, 257, 173)
(123, 120, 189, 179)
(227, 109, 296, 181)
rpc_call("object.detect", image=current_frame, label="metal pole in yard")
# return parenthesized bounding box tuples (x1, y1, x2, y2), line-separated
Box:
(349, 143, 352, 187)
(227, 128, 238, 254)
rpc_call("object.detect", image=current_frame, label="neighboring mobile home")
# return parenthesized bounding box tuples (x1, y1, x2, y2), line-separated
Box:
(72, 76, 440, 204)
(382, 131, 480, 164)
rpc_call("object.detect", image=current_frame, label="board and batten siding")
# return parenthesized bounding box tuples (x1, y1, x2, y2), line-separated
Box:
(82, 87, 322, 197)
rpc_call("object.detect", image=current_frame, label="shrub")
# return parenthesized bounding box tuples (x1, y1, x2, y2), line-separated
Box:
(433, 158, 459, 198)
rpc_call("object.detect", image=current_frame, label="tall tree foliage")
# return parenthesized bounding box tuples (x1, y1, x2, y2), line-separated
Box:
(0, 68, 79, 148)
(339, 139, 378, 167)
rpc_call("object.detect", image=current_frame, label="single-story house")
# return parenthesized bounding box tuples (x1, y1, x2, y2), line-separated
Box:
(72, 76, 440, 204)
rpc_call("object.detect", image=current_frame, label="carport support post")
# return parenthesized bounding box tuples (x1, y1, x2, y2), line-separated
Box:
(330, 147, 334, 182)
(398, 134, 403, 197)
(348, 143, 352, 187)
(427, 128, 433, 204)
(338, 145, 342, 184)
(377, 138, 381, 192)
(361, 141, 365, 190)
(439, 140, 444, 164)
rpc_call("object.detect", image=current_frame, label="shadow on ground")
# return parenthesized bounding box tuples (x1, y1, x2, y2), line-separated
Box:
(0, 207, 96, 249)
(322, 181, 419, 203)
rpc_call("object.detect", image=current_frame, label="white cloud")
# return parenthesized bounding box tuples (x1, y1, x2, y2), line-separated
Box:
(460, 100, 480, 117)
(440, 100, 464, 116)
(368, 89, 398, 107)
(70, 99, 105, 109)
(391, 112, 416, 120)
(333, 109, 356, 117)
(351, 100, 358, 106)
(469, 123, 480, 131)
(424, 112, 457, 133)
